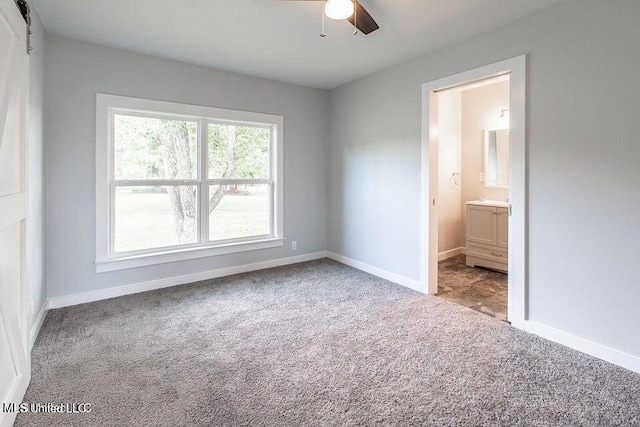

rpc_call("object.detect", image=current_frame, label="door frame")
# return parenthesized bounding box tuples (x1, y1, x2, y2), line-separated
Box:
(420, 56, 527, 328)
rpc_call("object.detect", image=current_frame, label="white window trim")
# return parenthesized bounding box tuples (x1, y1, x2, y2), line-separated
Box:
(95, 93, 284, 273)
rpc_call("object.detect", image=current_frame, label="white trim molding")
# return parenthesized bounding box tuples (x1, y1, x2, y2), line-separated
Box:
(524, 321, 640, 374)
(438, 247, 465, 262)
(327, 252, 422, 293)
(49, 251, 327, 309)
(421, 55, 527, 329)
(30, 302, 48, 349)
(95, 93, 285, 272)
(327, 251, 640, 374)
(95, 238, 284, 273)
(37, 250, 640, 376)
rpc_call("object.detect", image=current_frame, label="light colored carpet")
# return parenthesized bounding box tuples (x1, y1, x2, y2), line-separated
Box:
(16, 259, 640, 426)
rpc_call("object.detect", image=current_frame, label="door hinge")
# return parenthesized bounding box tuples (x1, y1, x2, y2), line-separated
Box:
(432, 199, 436, 206)
(15, 0, 33, 54)
(509, 204, 513, 216)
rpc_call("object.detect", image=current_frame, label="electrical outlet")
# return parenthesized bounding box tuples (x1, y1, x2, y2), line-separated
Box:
(291, 241, 297, 251)
(479, 172, 485, 182)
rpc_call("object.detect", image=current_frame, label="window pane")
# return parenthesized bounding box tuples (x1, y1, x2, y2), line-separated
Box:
(114, 186, 197, 252)
(114, 115, 197, 180)
(208, 124, 270, 179)
(209, 184, 270, 241)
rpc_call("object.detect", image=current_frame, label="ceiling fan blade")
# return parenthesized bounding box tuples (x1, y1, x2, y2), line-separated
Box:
(347, 1, 379, 35)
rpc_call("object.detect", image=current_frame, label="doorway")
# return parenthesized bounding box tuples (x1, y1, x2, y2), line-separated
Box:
(420, 57, 526, 328)
(436, 75, 510, 320)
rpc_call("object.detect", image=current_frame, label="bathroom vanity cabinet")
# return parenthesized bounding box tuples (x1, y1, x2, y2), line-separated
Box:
(465, 201, 509, 272)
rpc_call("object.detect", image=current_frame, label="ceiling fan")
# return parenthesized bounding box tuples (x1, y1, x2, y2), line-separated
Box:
(269, 0, 379, 36)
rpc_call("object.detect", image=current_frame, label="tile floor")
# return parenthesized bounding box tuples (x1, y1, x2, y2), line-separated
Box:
(437, 254, 508, 322)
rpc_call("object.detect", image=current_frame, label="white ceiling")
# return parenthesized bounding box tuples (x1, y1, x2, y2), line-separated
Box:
(32, 0, 564, 89)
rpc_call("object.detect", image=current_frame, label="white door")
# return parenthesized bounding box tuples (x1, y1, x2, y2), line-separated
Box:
(0, 1, 30, 426)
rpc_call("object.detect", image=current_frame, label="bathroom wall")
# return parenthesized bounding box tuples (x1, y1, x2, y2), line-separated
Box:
(461, 81, 510, 237)
(461, 81, 510, 203)
(438, 81, 509, 255)
(437, 91, 463, 256)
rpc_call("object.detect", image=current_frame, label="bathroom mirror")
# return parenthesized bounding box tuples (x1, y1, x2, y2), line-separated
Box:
(484, 129, 509, 188)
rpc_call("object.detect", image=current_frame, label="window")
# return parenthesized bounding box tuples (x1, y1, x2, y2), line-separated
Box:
(96, 94, 284, 272)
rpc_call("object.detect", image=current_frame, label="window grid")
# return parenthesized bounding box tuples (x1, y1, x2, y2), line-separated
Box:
(108, 112, 276, 258)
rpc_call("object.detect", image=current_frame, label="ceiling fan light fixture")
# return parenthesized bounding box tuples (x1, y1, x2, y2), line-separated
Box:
(324, 0, 355, 20)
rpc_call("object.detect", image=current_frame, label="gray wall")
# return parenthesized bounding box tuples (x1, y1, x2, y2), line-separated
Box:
(45, 36, 328, 298)
(328, 0, 640, 357)
(28, 9, 46, 322)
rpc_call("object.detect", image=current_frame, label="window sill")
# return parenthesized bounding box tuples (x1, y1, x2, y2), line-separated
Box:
(95, 238, 285, 273)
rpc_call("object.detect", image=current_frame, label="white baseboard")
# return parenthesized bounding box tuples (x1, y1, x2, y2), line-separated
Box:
(325, 252, 640, 374)
(39, 250, 640, 376)
(48, 251, 328, 309)
(30, 301, 48, 349)
(327, 251, 424, 293)
(523, 320, 640, 374)
(438, 247, 465, 261)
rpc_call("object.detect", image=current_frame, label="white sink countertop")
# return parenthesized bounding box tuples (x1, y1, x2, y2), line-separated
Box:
(466, 200, 510, 208)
